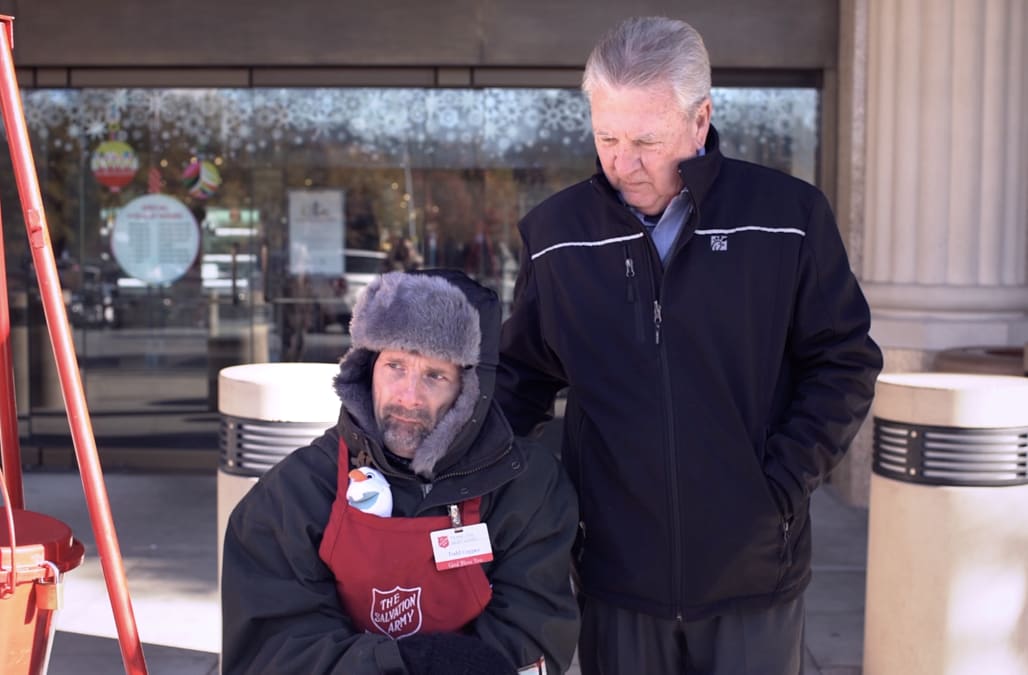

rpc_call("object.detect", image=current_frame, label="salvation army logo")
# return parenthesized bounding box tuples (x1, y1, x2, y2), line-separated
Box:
(370, 586, 423, 638)
(437, 535, 450, 548)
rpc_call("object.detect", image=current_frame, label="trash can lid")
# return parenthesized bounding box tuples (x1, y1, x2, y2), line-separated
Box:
(218, 362, 341, 422)
(0, 509, 86, 576)
(874, 372, 1028, 428)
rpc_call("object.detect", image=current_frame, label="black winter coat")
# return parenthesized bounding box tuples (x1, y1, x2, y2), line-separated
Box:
(222, 270, 580, 674)
(496, 126, 883, 621)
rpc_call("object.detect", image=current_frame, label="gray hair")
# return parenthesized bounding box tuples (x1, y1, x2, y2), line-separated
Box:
(582, 16, 712, 115)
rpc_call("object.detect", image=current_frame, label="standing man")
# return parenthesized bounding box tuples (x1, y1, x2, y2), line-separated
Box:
(223, 270, 580, 674)
(496, 16, 883, 675)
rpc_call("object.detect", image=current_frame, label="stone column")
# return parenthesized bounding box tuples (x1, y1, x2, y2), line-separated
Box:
(830, 0, 1028, 506)
(863, 0, 1028, 348)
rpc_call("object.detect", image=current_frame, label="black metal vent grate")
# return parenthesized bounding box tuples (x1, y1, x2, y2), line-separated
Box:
(873, 417, 1028, 487)
(219, 415, 333, 478)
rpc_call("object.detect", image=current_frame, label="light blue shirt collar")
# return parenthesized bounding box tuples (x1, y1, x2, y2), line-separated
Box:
(626, 191, 691, 264)
(619, 146, 704, 264)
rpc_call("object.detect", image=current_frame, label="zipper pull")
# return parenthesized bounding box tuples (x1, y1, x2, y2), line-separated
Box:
(781, 519, 792, 565)
(624, 255, 636, 302)
(653, 300, 662, 344)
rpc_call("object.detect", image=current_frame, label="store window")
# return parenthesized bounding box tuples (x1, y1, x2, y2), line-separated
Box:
(2, 85, 817, 432)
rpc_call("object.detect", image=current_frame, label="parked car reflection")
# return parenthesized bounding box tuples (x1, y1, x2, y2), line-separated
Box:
(277, 248, 387, 362)
(68, 264, 120, 329)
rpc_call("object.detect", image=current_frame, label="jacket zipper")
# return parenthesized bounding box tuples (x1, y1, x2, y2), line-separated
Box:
(624, 252, 636, 302)
(781, 519, 792, 567)
(656, 194, 701, 621)
(419, 443, 515, 513)
(432, 442, 512, 483)
(653, 300, 662, 345)
(624, 246, 648, 343)
(647, 259, 681, 619)
(764, 424, 795, 579)
(614, 182, 687, 617)
(656, 323, 681, 618)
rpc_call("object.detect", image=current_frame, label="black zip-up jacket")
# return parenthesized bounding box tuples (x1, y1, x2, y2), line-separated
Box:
(222, 271, 580, 674)
(496, 126, 883, 621)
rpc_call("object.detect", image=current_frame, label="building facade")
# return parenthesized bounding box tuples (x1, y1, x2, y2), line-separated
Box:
(0, 0, 1024, 504)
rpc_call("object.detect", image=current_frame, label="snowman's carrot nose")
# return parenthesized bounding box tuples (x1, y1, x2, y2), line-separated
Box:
(349, 469, 370, 482)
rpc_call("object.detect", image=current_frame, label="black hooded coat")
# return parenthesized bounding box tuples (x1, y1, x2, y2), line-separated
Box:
(221, 270, 580, 674)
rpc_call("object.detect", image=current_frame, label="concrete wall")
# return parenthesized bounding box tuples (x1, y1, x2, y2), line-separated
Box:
(0, 1, 842, 210)
(0, 1, 836, 74)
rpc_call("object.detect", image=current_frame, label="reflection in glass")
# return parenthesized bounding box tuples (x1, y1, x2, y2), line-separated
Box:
(8, 85, 818, 386)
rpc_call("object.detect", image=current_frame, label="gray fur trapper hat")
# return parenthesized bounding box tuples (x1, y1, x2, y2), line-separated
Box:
(349, 271, 481, 367)
(334, 270, 488, 478)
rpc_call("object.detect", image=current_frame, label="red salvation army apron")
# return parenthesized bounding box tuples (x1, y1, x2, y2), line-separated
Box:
(318, 438, 493, 639)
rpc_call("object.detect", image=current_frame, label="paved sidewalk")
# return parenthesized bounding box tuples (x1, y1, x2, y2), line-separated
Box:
(18, 469, 867, 674)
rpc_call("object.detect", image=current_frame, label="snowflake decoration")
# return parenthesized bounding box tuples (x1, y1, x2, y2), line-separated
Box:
(16, 86, 818, 178)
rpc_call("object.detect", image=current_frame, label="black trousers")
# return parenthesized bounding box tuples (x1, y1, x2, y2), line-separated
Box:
(578, 594, 805, 675)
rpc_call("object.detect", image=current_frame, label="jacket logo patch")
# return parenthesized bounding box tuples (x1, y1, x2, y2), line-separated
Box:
(371, 585, 423, 638)
(711, 235, 728, 251)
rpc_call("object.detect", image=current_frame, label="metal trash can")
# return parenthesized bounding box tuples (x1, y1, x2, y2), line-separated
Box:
(216, 362, 340, 578)
(864, 373, 1028, 674)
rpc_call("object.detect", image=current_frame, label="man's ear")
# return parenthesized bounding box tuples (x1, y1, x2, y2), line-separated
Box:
(691, 97, 712, 151)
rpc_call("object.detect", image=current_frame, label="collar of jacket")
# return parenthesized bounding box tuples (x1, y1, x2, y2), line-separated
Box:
(333, 407, 523, 509)
(590, 123, 724, 210)
(676, 124, 723, 207)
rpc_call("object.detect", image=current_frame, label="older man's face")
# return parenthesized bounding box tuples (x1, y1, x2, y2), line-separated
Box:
(372, 349, 462, 458)
(590, 83, 711, 216)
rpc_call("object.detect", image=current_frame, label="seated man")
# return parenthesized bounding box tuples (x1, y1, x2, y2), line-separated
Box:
(222, 269, 579, 675)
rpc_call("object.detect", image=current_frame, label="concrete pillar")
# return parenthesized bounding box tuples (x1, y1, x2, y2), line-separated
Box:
(862, 0, 1028, 349)
(830, 0, 1028, 507)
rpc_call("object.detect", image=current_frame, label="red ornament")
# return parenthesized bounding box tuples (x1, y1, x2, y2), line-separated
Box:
(91, 139, 139, 192)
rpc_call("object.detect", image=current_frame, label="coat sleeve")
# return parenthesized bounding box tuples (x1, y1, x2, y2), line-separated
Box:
(762, 191, 883, 518)
(471, 441, 580, 674)
(221, 442, 404, 675)
(496, 233, 569, 437)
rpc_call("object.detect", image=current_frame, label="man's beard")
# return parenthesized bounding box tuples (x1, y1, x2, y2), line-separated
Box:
(378, 405, 435, 458)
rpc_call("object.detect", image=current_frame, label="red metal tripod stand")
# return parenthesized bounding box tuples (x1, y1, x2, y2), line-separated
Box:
(0, 15, 148, 674)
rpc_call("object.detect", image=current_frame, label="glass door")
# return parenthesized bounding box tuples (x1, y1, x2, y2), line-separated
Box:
(8, 85, 819, 469)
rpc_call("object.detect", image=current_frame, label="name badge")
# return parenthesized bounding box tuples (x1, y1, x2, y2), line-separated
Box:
(430, 522, 493, 570)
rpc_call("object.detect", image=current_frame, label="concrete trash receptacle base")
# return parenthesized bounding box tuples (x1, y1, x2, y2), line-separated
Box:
(864, 477, 1028, 673)
(216, 362, 340, 579)
(864, 373, 1028, 675)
